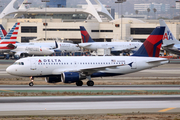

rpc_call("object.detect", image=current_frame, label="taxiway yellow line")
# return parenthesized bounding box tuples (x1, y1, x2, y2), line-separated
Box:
(158, 107, 176, 112)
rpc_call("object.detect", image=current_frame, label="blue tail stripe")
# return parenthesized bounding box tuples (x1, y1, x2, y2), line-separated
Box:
(150, 27, 165, 35)
(153, 40, 162, 57)
(132, 45, 149, 57)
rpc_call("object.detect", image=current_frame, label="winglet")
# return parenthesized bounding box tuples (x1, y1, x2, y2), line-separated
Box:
(132, 26, 165, 57)
(55, 41, 58, 48)
(80, 26, 95, 43)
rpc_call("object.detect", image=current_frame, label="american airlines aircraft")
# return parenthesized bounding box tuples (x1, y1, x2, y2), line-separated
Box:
(0, 23, 19, 52)
(11, 42, 80, 57)
(78, 26, 142, 55)
(6, 26, 168, 87)
(0, 24, 7, 37)
(160, 19, 180, 55)
(0, 24, 80, 56)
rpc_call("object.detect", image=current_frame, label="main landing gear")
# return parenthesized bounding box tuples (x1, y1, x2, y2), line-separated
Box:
(76, 80, 83, 86)
(75, 76, 94, 86)
(86, 76, 94, 86)
(29, 76, 34, 87)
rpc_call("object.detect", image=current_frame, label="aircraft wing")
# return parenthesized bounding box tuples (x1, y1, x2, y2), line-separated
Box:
(162, 43, 174, 48)
(164, 48, 180, 55)
(52, 64, 126, 75)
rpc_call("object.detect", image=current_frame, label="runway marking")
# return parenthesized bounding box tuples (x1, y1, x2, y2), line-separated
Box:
(158, 107, 176, 112)
(0, 89, 15, 93)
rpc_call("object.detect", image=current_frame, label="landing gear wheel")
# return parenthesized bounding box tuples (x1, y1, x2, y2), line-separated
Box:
(29, 82, 34, 87)
(87, 81, 94, 86)
(76, 81, 83, 86)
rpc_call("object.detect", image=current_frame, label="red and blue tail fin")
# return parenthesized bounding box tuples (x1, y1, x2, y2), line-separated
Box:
(80, 26, 94, 43)
(132, 26, 165, 57)
(0, 24, 7, 36)
(0, 22, 20, 44)
(0, 27, 4, 40)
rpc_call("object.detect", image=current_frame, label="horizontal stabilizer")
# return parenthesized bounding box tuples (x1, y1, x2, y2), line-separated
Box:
(146, 58, 168, 63)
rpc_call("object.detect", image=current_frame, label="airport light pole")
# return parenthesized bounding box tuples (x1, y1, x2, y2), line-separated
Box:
(171, 6, 175, 19)
(42, 0, 50, 41)
(115, 0, 126, 40)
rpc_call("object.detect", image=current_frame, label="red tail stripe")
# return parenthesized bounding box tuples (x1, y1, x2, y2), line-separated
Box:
(0, 42, 16, 44)
(12, 32, 18, 35)
(15, 27, 19, 30)
(10, 37, 17, 39)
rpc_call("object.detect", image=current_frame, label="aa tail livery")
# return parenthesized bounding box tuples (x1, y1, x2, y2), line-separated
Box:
(78, 26, 142, 55)
(6, 26, 168, 87)
(0, 24, 7, 37)
(160, 19, 180, 55)
(0, 23, 20, 52)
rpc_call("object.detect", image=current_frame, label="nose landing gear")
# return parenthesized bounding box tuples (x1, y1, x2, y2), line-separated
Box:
(29, 76, 34, 87)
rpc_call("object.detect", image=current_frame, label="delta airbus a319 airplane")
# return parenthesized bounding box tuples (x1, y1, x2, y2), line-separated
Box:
(6, 26, 168, 87)
(78, 26, 142, 55)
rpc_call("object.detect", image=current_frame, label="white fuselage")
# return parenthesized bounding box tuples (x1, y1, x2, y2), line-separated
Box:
(78, 42, 142, 52)
(59, 43, 80, 52)
(13, 45, 54, 56)
(6, 56, 168, 77)
(12, 42, 80, 56)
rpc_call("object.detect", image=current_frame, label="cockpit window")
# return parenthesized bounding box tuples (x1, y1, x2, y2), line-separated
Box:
(13, 62, 24, 65)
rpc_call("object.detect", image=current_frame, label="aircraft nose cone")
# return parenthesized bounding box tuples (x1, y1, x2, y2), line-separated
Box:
(6, 66, 12, 74)
(51, 50, 55, 54)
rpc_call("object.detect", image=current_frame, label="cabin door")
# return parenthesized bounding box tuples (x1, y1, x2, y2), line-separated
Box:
(30, 59, 37, 70)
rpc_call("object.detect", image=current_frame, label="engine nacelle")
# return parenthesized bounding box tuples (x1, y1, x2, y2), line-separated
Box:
(61, 72, 84, 83)
(45, 76, 61, 83)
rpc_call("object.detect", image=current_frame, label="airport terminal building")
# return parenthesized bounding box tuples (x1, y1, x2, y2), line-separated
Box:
(0, 0, 179, 43)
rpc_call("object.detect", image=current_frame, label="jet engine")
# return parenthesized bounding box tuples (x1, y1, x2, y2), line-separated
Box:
(61, 72, 85, 83)
(45, 76, 61, 83)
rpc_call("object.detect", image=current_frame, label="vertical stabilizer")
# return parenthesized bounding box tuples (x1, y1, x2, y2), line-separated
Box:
(159, 19, 180, 46)
(80, 26, 95, 43)
(0, 24, 7, 36)
(0, 28, 4, 40)
(0, 23, 20, 44)
(132, 26, 165, 57)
